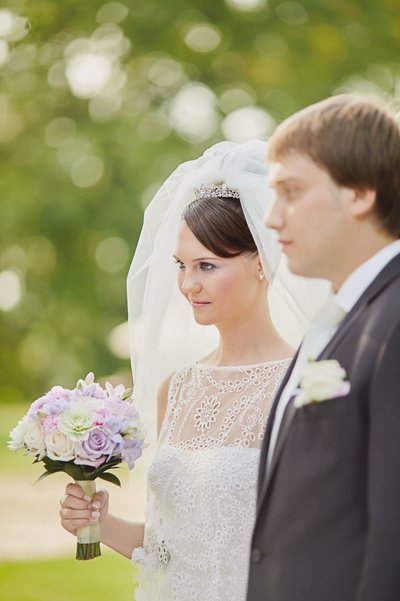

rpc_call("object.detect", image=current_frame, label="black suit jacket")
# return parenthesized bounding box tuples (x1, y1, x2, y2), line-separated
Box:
(247, 253, 400, 601)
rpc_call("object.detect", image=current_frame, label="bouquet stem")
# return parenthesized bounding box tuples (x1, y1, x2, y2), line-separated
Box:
(75, 480, 101, 560)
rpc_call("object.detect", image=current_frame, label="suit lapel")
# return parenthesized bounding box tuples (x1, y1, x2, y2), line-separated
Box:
(257, 253, 400, 514)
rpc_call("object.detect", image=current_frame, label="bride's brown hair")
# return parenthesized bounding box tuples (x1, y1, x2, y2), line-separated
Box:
(182, 195, 258, 258)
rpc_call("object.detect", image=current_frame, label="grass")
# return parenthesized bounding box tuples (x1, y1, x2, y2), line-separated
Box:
(1, 403, 140, 600)
(0, 552, 139, 601)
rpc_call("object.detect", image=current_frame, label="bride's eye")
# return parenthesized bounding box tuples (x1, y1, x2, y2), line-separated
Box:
(174, 259, 185, 270)
(199, 262, 215, 272)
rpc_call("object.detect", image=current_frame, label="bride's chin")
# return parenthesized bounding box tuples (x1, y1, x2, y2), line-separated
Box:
(193, 315, 214, 326)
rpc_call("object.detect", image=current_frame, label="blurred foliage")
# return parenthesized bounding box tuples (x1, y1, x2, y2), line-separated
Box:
(1, 0, 400, 403)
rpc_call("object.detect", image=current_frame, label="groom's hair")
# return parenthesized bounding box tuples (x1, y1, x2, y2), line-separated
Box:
(268, 94, 400, 237)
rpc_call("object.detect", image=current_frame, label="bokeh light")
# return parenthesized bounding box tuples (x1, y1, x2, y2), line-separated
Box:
(95, 237, 130, 273)
(0, 9, 29, 42)
(219, 87, 255, 113)
(66, 53, 114, 99)
(275, 1, 309, 25)
(108, 321, 130, 359)
(168, 83, 220, 142)
(70, 154, 104, 187)
(222, 106, 275, 142)
(0, 269, 23, 311)
(96, 2, 129, 25)
(184, 23, 222, 53)
(225, 0, 267, 11)
(147, 57, 185, 88)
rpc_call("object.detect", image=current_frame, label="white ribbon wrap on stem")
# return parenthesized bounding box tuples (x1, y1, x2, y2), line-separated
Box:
(75, 480, 101, 559)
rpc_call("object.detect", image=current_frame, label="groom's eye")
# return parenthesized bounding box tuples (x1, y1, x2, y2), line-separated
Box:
(285, 184, 301, 198)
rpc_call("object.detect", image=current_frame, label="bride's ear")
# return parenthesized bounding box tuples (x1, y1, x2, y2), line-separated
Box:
(256, 256, 266, 281)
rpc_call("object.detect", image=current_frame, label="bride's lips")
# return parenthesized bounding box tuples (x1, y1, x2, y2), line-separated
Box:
(191, 300, 211, 307)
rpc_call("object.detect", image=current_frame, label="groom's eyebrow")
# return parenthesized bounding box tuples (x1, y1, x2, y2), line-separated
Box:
(270, 175, 302, 187)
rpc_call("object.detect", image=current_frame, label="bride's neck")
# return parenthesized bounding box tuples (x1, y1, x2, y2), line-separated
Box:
(207, 314, 293, 367)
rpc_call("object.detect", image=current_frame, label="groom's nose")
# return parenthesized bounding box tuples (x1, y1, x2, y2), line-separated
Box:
(264, 198, 284, 231)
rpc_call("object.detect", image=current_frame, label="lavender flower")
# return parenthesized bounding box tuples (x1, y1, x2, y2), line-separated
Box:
(75, 428, 119, 467)
(121, 438, 144, 469)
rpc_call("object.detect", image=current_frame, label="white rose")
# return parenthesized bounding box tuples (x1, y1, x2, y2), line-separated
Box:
(46, 430, 76, 461)
(8, 417, 29, 451)
(125, 420, 147, 441)
(24, 420, 46, 459)
(295, 360, 350, 408)
(58, 400, 95, 441)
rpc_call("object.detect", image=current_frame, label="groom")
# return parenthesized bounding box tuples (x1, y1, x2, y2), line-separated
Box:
(247, 94, 400, 601)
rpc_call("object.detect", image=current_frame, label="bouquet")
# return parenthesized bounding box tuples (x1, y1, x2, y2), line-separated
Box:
(8, 372, 146, 560)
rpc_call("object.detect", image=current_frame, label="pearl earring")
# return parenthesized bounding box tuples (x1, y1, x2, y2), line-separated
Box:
(257, 272, 265, 281)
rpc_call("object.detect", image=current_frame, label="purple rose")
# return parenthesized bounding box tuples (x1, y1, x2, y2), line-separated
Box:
(75, 428, 118, 467)
(121, 438, 143, 470)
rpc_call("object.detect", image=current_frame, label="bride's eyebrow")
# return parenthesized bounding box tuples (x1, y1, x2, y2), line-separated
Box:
(173, 254, 220, 262)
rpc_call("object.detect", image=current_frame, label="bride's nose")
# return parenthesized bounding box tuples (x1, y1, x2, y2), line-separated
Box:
(180, 271, 201, 294)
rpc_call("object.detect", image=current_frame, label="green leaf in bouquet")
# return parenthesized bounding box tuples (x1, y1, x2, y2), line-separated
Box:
(97, 471, 122, 486)
(35, 469, 61, 483)
(63, 462, 91, 481)
(41, 456, 65, 470)
(121, 388, 133, 401)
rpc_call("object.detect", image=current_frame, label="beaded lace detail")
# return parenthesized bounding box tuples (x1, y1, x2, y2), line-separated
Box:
(132, 359, 290, 601)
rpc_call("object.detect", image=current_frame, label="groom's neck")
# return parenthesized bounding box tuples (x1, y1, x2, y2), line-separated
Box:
(330, 227, 397, 292)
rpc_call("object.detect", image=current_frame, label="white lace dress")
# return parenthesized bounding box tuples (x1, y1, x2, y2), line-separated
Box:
(132, 359, 290, 601)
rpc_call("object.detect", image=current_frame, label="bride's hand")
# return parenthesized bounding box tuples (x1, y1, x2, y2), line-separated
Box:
(59, 482, 109, 536)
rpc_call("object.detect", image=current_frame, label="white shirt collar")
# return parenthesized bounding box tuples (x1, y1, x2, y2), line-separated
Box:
(335, 239, 400, 314)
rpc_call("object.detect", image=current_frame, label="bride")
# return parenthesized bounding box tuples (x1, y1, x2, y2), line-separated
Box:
(59, 140, 329, 601)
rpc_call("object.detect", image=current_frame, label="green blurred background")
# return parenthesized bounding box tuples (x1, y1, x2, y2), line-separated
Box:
(1, 0, 399, 599)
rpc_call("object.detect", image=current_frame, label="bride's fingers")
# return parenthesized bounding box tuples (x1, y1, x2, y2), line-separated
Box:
(60, 494, 91, 510)
(59, 506, 100, 521)
(65, 482, 92, 501)
(60, 515, 98, 533)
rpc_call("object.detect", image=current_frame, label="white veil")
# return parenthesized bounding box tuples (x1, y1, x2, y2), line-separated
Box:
(127, 140, 331, 452)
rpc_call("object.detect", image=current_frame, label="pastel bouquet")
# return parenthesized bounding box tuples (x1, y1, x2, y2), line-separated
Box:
(8, 373, 146, 560)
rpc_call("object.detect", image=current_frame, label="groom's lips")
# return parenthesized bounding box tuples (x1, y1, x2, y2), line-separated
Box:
(279, 239, 293, 251)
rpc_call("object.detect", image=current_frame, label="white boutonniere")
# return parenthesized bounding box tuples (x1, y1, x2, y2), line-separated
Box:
(294, 359, 351, 408)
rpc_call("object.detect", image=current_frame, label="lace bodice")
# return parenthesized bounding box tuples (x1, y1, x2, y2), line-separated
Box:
(132, 359, 290, 601)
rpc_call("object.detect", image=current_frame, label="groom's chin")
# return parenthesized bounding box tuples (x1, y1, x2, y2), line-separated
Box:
(286, 259, 324, 280)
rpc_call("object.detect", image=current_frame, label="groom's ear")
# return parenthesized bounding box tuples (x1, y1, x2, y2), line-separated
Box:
(349, 187, 377, 219)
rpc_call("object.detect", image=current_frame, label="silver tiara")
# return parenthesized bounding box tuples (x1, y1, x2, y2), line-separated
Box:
(194, 183, 240, 200)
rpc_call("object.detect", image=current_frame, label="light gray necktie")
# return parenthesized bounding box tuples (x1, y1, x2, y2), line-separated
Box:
(267, 297, 347, 466)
